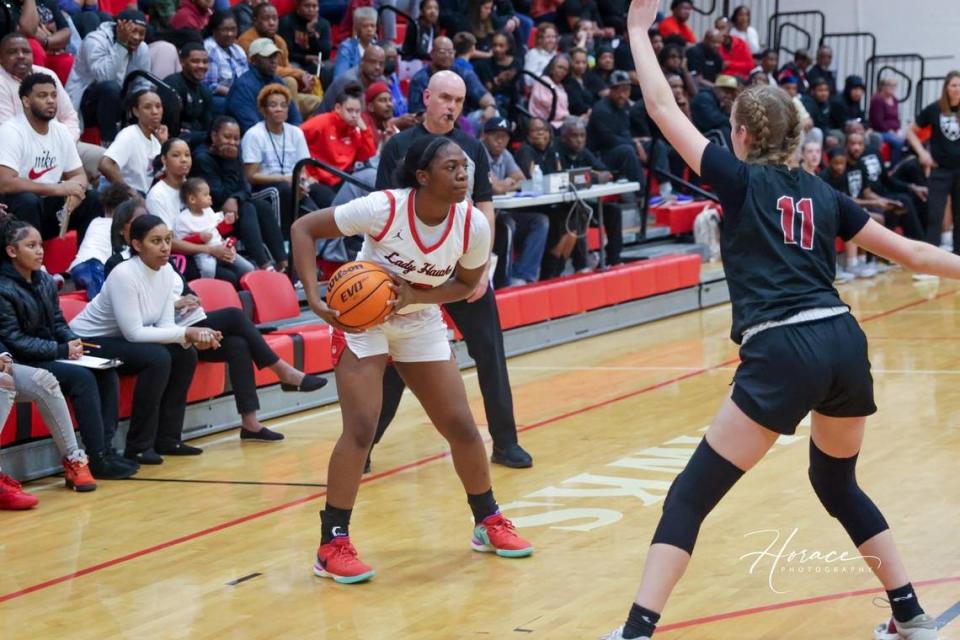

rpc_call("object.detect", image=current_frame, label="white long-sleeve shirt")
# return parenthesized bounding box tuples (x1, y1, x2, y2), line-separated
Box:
(69, 257, 187, 344)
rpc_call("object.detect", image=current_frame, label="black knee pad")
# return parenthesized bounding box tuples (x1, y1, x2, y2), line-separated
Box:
(651, 439, 745, 554)
(808, 441, 888, 546)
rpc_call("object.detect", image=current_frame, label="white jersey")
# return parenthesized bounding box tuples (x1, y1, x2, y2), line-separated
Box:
(333, 188, 491, 314)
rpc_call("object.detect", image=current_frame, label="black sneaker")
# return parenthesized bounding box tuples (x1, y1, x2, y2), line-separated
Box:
(125, 448, 164, 465)
(155, 442, 203, 456)
(108, 449, 139, 471)
(89, 452, 138, 479)
(491, 443, 533, 469)
(240, 426, 285, 441)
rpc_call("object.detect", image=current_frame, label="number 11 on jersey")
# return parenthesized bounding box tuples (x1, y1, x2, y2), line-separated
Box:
(778, 196, 815, 250)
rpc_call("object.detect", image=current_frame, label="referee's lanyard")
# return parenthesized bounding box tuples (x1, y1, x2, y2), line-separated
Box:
(268, 126, 286, 175)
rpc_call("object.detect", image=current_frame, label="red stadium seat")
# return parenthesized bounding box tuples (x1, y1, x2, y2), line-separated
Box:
(256, 334, 295, 386)
(240, 271, 300, 323)
(675, 255, 700, 287)
(652, 257, 681, 293)
(518, 285, 551, 325)
(0, 405, 16, 446)
(186, 362, 226, 402)
(626, 262, 657, 300)
(495, 288, 524, 330)
(43, 231, 77, 276)
(118, 375, 137, 420)
(602, 266, 634, 306)
(59, 297, 87, 323)
(188, 278, 243, 312)
(575, 274, 607, 311)
(543, 280, 582, 318)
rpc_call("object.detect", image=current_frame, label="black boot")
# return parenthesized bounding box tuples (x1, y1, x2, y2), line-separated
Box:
(89, 451, 138, 479)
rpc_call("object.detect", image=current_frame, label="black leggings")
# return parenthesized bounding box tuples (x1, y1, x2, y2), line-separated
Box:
(196, 308, 280, 414)
(234, 197, 286, 267)
(83, 338, 198, 453)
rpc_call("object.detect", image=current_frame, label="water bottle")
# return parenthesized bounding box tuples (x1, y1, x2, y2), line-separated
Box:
(531, 164, 543, 193)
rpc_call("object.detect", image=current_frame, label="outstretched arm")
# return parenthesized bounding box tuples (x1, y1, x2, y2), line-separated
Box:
(627, 0, 709, 175)
(852, 219, 960, 279)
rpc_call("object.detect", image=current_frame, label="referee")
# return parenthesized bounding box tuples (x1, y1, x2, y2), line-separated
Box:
(368, 70, 533, 469)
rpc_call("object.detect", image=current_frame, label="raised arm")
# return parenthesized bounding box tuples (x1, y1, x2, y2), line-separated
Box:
(627, 0, 709, 174)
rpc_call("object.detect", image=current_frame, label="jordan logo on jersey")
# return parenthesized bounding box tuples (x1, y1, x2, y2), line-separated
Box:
(384, 251, 454, 278)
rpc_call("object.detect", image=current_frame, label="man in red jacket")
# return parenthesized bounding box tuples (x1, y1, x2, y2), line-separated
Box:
(658, 0, 695, 44)
(301, 85, 376, 188)
(714, 16, 753, 81)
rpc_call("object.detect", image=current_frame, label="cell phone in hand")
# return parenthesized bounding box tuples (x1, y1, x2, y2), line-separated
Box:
(225, 237, 238, 249)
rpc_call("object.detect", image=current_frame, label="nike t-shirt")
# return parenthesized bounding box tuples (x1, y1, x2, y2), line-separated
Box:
(0, 115, 81, 184)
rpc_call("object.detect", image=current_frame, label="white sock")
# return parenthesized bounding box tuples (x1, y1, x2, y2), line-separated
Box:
(942, 231, 952, 245)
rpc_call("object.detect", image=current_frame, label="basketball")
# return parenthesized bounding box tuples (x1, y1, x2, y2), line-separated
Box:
(326, 261, 397, 330)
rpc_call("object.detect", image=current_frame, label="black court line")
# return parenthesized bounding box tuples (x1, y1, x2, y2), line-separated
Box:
(936, 601, 960, 630)
(124, 477, 327, 488)
(226, 572, 262, 586)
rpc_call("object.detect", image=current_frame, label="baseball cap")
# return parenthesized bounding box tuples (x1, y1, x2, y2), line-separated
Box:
(117, 9, 147, 26)
(715, 74, 739, 90)
(364, 81, 390, 103)
(249, 38, 281, 59)
(483, 116, 511, 133)
(608, 70, 632, 88)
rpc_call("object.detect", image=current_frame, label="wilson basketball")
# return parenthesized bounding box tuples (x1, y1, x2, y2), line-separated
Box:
(326, 261, 397, 330)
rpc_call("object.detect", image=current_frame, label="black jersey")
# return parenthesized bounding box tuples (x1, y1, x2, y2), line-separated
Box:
(700, 144, 870, 343)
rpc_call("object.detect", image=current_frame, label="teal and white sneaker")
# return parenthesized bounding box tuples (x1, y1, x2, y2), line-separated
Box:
(470, 513, 533, 558)
(874, 614, 939, 639)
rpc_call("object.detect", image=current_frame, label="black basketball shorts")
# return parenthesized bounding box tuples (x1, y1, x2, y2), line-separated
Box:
(731, 313, 877, 435)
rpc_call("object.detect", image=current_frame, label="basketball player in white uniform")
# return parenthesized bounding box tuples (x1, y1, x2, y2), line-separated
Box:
(292, 135, 534, 585)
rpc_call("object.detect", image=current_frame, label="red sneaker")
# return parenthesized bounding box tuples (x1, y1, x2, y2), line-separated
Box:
(0, 473, 38, 510)
(313, 537, 375, 584)
(471, 513, 534, 558)
(63, 457, 97, 492)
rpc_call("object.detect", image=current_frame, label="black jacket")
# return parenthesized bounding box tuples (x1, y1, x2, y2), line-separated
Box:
(0, 262, 76, 362)
(191, 144, 251, 209)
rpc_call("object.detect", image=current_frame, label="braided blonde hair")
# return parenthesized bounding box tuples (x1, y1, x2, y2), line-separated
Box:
(732, 85, 802, 166)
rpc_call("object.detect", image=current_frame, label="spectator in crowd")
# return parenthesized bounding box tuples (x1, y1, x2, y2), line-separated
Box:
(379, 0, 424, 44)
(869, 77, 906, 164)
(237, 3, 320, 117)
(69, 214, 207, 465)
(779, 75, 816, 143)
(144, 0, 176, 33)
(408, 36, 495, 116)
(481, 116, 549, 287)
(468, 0, 497, 56)
(555, 116, 623, 273)
(371, 69, 532, 469)
(714, 16, 753, 81)
(778, 49, 811, 94)
(105, 203, 325, 442)
(846, 130, 924, 240)
(819, 145, 849, 192)
(658, 0, 694, 45)
(380, 42, 409, 117)
(175, 177, 255, 279)
(361, 81, 400, 152)
(686, 29, 723, 89)
(564, 46, 603, 117)
(751, 48, 779, 87)
(830, 74, 866, 131)
(170, 0, 214, 32)
(165, 43, 214, 148)
(192, 116, 287, 270)
(558, 17, 596, 55)
(302, 85, 376, 204)
(729, 4, 760, 54)
(0, 73, 99, 240)
(64, 9, 149, 146)
(231, 0, 264, 35)
(0, 213, 135, 480)
(691, 73, 737, 146)
(586, 70, 646, 190)
(515, 115, 562, 177)
(531, 0, 562, 24)
(99, 89, 166, 196)
(279, 0, 331, 75)
(587, 43, 614, 89)
(227, 38, 303, 132)
(802, 78, 833, 140)
(0, 344, 99, 508)
(332, 6, 377, 77)
(530, 53, 576, 129)
(524, 21, 559, 84)
(806, 45, 836, 96)
(453, 32, 481, 72)
(319, 44, 385, 113)
(477, 31, 524, 116)
(815, 146, 873, 280)
(0, 33, 106, 179)
(800, 138, 822, 175)
(908, 72, 960, 251)
(56, 0, 99, 17)
(403, 0, 440, 61)
(69, 183, 130, 300)
(16, 0, 74, 86)
(242, 83, 321, 230)
(204, 11, 249, 114)
(648, 28, 664, 57)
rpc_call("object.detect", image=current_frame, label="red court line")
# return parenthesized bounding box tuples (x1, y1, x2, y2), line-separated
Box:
(658, 575, 960, 634)
(0, 288, 954, 606)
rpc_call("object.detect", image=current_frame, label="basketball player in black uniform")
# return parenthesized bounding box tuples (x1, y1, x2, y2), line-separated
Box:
(601, 2, 959, 639)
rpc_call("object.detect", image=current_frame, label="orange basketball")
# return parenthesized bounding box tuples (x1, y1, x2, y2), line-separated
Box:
(326, 261, 397, 330)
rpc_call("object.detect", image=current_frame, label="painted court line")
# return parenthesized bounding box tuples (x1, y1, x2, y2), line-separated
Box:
(0, 290, 954, 607)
